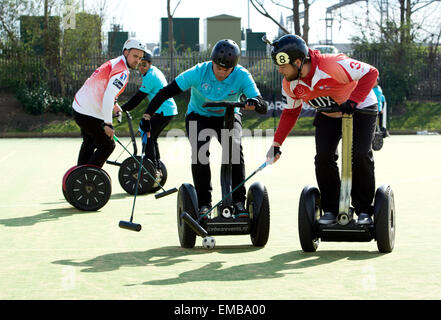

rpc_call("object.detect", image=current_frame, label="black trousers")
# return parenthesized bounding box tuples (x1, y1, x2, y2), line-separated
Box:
(143, 113, 174, 167)
(313, 106, 377, 215)
(185, 112, 246, 207)
(73, 109, 115, 168)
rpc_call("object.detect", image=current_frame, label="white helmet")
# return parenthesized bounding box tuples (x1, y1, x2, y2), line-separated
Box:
(122, 39, 146, 54)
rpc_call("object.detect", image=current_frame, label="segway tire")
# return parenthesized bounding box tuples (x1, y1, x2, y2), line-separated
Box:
(118, 157, 156, 195)
(298, 185, 321, 252)
(372, 131, 384, 151)
(247, 182, 270, 247)
(177, 184, 199, 248)
(150, 160, 168, 193)
(374, 184, 396, 253)
(65, 166, 112, 211)
(62, 165, 78, 205)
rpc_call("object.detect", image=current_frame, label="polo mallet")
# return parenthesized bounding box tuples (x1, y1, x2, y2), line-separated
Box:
(181, 160, 272, 237)
(107, 111, 139, 166)
(118, 133, 147, 232)
(113, 135, 177, 198)
(199, 160, 271, 219)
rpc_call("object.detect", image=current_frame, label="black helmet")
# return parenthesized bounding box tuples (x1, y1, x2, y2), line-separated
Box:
(271, 34, 309, 66)
(142, 50, 153, 62)
(210, 39, 240, 68)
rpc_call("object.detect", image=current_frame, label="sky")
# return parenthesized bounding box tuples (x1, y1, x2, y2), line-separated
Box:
(82, 0, 370, 46)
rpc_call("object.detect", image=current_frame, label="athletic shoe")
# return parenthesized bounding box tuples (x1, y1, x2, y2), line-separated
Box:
(318, 212, 337, 225)
(199, 205, 212, 219)
(234, 202, 249, 218)
(357, 213, 373, 225)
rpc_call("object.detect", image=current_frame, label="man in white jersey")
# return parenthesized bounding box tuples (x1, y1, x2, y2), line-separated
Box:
(72, 39, 147, 167)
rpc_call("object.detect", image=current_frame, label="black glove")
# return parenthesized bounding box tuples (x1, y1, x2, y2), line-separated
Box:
(339, 100, 357, 114)
(245, 98, 258, 107)
(266, 145, 282, 160)
(139, 118, 151, 134)
(120, 103, 128, 112)
(246, 97, 268, 115)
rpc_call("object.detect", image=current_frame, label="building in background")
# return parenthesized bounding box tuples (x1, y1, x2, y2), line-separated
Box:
(160, 17, 199, 53)
(107, 23, 128, 55)
(204, 14, 241, 52)
(245, 28, 266, 54)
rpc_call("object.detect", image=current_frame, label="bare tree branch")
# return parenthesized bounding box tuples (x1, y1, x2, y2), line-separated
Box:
(269, 0, 292, 11)
(172, 0, 182, 16)
(249, 0, 290, 34)
(411, 0, 441, 13)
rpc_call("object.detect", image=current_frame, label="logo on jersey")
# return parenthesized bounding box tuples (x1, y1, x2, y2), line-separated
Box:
(227, 90, 237, 96)
(307, 96, 338, 108)
(201, 83, 212, 93)
(275, 52, 290, 65)
(119, 73, 128, 82)
(113, 78, 124, 90)
(293, 86, 306, 98)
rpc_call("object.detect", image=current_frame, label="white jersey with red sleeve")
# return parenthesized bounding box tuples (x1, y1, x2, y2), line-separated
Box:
(274, 50, 378, 145)
(73, 55, 129, 124)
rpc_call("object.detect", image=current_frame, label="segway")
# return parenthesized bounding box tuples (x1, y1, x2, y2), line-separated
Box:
(62, 165, 112, 211)
(372, 123, 384, 151)
(298, 107, 396, 253)
(178, 102, 271, 248)
(372, 101, 389, 151)
(106, 111, 168, 195)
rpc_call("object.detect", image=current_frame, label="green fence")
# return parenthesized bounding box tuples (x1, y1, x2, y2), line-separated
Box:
(1, 50, 440, 103)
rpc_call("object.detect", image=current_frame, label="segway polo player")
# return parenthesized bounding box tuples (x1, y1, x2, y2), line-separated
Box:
(266, 35, 395, 252)
(63, 39, 147, 211)
(139, 39, 270, 247)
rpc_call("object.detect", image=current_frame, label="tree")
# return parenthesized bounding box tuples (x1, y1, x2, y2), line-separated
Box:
(167, 0, 182, 79)
(0, 0, 39, 49)
(396, 0, 441, 45)
(249, 0, 315, 43)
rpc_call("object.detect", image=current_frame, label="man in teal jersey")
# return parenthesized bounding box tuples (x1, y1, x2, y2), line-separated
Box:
(121, 50, 178, 168)
(140, 39, 267, 217)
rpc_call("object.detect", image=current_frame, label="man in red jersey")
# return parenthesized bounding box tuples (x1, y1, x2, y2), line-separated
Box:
(72, 39, 146, 167)
(266, 34, 379, 225)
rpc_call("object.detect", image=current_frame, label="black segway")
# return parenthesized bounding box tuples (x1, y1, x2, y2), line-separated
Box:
(298, 107, 396, 253)
(372, 101, 390, 151)
(178, 102, 271, 248)
(62, 165, 112, 211)
(106, 111, 168, 195)
(372, 123, 384, 151)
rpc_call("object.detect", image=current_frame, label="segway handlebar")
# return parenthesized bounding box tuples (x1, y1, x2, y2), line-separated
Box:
(202, 102, 246, 109)
(316, 106, 378, 116)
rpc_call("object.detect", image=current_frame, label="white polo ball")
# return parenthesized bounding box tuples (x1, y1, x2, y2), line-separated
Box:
(202, 236, 216, 249)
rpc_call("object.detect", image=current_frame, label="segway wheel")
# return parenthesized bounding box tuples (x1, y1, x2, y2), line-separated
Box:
(298, 185, 321, 252)
(149, 160, 168, 193)
(118, 157, 156, 195)
(247, 182, 270, 247)
(374, 184, 396, 253)
(62, 165, 79, 205)
(372, 131, 384, 151)
(177, 183, 199, 248)
(65, 166, 112, 211)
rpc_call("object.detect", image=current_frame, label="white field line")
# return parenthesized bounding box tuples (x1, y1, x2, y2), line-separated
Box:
(0, 150, 16, 163)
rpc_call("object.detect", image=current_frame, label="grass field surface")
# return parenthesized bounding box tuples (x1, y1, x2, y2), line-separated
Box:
(0, 135, 440, 300)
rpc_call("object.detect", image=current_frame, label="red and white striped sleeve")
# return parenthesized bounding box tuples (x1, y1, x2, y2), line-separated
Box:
(337, 57, 379, 104)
